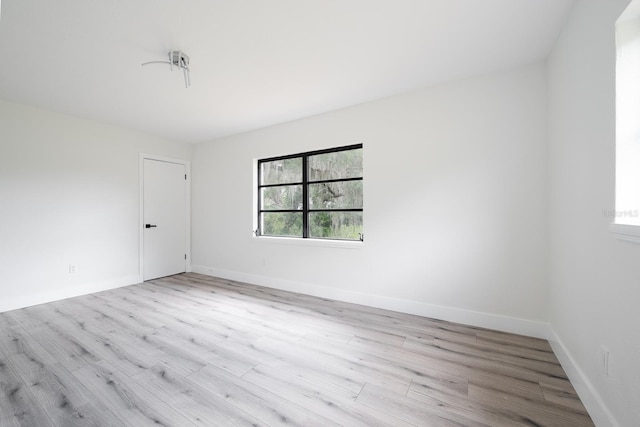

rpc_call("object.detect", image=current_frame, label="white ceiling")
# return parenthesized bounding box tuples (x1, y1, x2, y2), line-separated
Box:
(0, 0, 575, 143)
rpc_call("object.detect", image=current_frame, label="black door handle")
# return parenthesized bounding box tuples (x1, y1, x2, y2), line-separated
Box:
(145, 224, 157, 228)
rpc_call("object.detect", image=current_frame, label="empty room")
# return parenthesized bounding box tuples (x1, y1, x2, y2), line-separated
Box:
(0, 0, 638, 426)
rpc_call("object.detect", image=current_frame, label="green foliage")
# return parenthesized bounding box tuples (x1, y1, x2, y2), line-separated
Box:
(263, 212, 303, 237)
(310, 212, 332, 237)
(309, 212, 362, 240)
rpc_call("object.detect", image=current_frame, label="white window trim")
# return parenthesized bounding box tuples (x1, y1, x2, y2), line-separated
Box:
(609, 223, 640, 244)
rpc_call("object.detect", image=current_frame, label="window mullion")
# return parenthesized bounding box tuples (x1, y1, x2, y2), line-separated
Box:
(258, 181, 304, 189)
(302, 155, 309, 238)
(308, 177, 362, 185)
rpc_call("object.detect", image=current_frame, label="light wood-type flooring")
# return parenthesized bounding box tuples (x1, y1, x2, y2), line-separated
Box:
(0, 273, 594, 426)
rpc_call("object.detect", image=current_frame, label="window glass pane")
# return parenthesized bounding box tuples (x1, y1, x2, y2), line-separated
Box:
(260, 185, 303, 210)
(308, 181, 362, 209)
(261, 212, 303, 237)
(308, 148, 362, 181)
(309, 211, 363, 240)
(260, 158, 302, 185)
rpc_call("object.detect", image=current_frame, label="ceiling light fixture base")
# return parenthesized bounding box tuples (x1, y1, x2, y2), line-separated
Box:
(142, 50, 191, 88)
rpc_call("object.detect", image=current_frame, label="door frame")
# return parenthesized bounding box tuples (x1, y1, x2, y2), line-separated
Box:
(139, 153, 191, 281)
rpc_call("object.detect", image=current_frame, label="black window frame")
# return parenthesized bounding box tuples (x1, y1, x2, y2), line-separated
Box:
(257, 143, 363, 241)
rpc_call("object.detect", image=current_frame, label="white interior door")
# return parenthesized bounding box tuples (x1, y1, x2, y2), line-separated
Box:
(143, 158, 187, 280)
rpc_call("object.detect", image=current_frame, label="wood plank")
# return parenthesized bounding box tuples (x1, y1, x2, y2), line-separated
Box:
(255, 335, 412, 395)
(476, 329, 552, 352)
(263, 359, 366, 396)
(475, 335, 559, 364)
(71, 360, 196, 427)
(242, 364, 387, 427)
(468, 383, 595, 427)
(25, 325, 99, 372)
(15, 362, 123, 427)
(356, 383, 481, 426)
(0, 326, 58, 372)
(403, 337, 564, 385)
(469, 370, 545, 401)
(434, 337, 566, 377)
(3, 306, 49, 330)
(187, 364, 337, 427)
(407, 380, 538, 427)
(131, 365, 266, 426)
(407, 367, 469, 398)
(0, 353, 54, 427)
(540, 380, 590, 414)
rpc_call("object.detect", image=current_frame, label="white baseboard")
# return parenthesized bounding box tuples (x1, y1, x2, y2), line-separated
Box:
(548, 329, 619, 427)
(190, 264, 551, 339)
(0, 274, 142, 314)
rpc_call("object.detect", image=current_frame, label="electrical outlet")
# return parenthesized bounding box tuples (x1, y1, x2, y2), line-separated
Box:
(600, 346, 610, 376)
(68, 264, 77, 274)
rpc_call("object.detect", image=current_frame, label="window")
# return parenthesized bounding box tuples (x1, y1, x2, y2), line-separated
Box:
(257, 144, 363, 241)
(615, 4, 640, 227)
(610, 2, 640, 244)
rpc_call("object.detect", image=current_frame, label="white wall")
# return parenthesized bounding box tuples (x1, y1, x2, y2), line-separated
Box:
(548, 0, 640, 425)
(0, 99, 191, 312)
(192, 62, 550, 337)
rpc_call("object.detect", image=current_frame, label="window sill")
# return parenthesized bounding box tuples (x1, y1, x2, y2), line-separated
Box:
(609, 223, 640, 245)
(252, 235, 364, 249)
